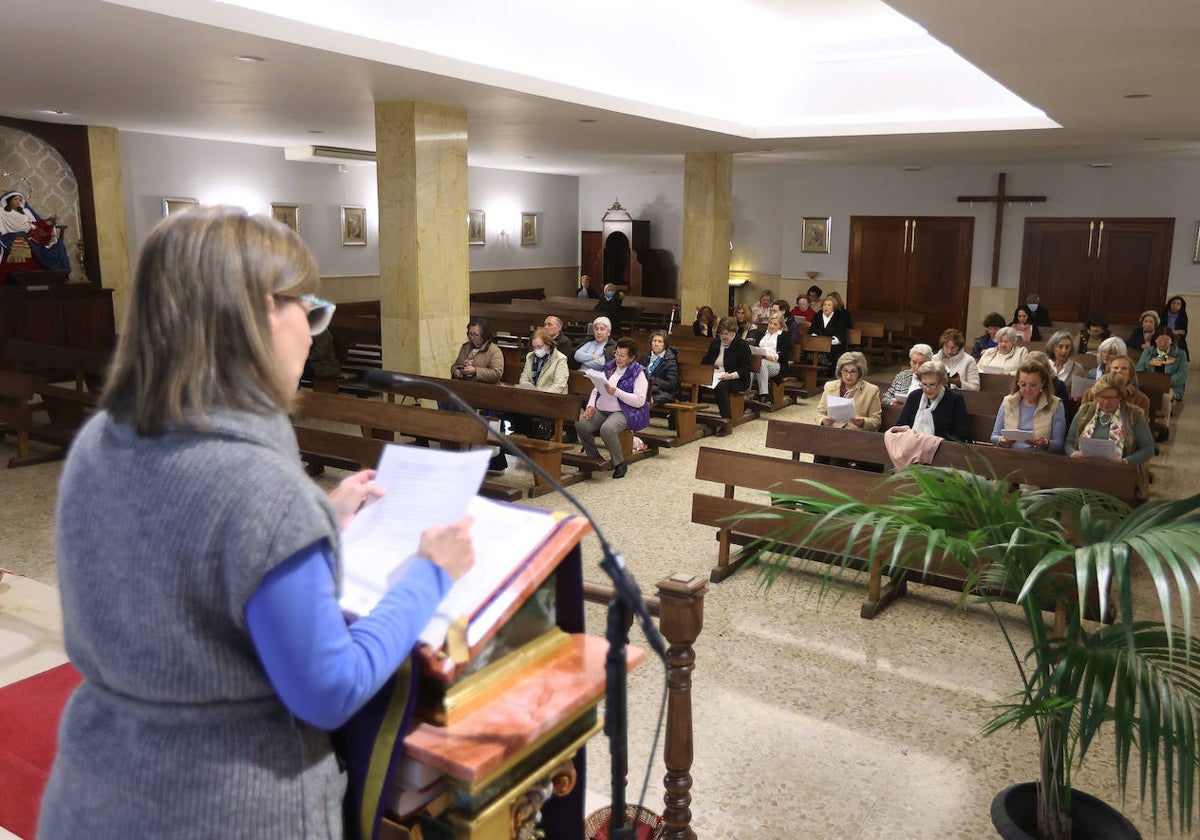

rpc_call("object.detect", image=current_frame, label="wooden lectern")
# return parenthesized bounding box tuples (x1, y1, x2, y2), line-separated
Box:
(341, 515, 645, 840)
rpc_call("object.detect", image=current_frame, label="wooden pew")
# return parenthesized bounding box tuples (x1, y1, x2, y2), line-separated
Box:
(561, 371, 665, 471)
(363, 372, 615, 496)
(783, 334, 832, 398)
(676, 361, 757, 436)
(879, 401, 995, 443)
(764, 419, 1140, 505)
(978, 371, 1012, 392)
(0, 370, 58, 468)
(4, 338, 109, 390)
(291, 390, 523, 503)
(691, 444, 1115, 621)
(2, 339, 109, 463)
(568, 369, 705, 450)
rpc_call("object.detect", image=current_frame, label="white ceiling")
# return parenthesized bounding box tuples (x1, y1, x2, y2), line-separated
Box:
(4, 0, 1200, 175)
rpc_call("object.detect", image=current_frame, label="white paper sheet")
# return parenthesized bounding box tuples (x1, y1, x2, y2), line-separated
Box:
(825, 395, 855, 423)
(1079, 436, 1120, 460)
(999, 428, 1034, 442)
(583, 369, 610, 392)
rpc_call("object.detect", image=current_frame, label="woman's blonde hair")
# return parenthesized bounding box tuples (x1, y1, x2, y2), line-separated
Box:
(102, 206, 319, 434)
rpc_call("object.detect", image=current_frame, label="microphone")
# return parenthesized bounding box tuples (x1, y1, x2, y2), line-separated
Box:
(362, 367, 667, 661)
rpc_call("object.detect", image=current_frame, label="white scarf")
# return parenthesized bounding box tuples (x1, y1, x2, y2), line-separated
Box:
(913, 388, 943, 436)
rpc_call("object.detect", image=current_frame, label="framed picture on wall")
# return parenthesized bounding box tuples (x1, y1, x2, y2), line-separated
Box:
(801, 216, 831, 254)
(162, 197, 199, 217)
(271, 203, 300, 233)
(520, 212, 539, 246)
(341, 205, 366, 246)
(1193, 221, 1200, 264)
(468, 209, 485, 245)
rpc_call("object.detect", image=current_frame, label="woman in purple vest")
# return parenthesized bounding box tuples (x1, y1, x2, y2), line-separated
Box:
(576, 337, 649, 479)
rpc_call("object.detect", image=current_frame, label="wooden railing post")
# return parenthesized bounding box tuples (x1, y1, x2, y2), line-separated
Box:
(655, 572, 706, 840)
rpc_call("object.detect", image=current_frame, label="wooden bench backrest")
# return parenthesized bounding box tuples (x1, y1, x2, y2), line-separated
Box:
(978, 372, 1012, 392)
(4, 338, 110, 383)
(764, 419, 1138, 504)
(295, 390, 488, 445)
(694, 446, 900, 503)
(880, 401, 995, 443)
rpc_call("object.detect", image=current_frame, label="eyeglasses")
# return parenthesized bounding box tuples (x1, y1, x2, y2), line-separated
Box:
(918, 380, 941, 390)
(278, 293, 335, 335)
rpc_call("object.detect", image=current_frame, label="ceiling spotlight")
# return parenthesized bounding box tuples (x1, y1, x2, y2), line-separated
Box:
(234, 54, 266, 63)
(307, 129, 324, 135)
(1088, 162, 1114, 168)
(1144, 136, 1163, 141)
(1123, 93, 1151, 99)
(902, 165, 926, 171)
(578, 118, 597, 124)
(41, 109, 69, 116)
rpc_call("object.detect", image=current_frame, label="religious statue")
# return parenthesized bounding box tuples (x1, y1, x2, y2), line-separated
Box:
(0, 190, 71, 273)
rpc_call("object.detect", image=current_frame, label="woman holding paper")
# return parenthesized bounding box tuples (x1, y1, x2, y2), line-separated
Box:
(750, 312, 792, 400)
(701, 317, 753, 419)
(895, 361, 969, 440)
(1066, 374, 1154, 500)
(990, 358, 1065, 452)
(881, 343, 934, 406)
(576, 337, 649, 479)
(818, 351, 881, 431)
(40, 207, 476, 838)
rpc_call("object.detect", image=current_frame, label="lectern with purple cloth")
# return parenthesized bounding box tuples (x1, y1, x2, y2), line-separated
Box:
(339, 515, 644, 840)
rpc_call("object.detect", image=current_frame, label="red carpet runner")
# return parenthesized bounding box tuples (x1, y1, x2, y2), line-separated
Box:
(0, 664, 81, 839)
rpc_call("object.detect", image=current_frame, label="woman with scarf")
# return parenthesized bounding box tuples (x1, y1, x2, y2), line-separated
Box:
(1067, 372, 1155, 499)
(895, 360, 969, 440)
(639, 330, 678, 406)
(932, 328, 980, 391)
(576, 337, 649, 479)
(511, 327, 569, 439)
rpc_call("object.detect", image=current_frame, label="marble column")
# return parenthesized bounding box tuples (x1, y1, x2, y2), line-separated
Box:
(374, 102, 469, 377)
(86, 125, 131, 323)
(680, 153, 732, 321)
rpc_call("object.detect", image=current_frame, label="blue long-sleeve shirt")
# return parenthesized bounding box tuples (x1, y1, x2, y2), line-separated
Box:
(990, 401, 1066, 452)
(245, 540, 451, 730)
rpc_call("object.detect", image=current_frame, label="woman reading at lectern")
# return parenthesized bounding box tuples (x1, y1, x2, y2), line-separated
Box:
(40, 206, 476, 838)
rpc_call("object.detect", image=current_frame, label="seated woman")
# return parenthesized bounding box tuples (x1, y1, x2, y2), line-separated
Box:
(1085, 354, 1149, 415)
(1161, 295, 1188, 357)
(978, 326, 1029, 374)
(639, 330, 679, 406)
(881, 343, 934, 406)
(1089, 336, 1128, 380)
(896, 360, 969, 440)
(818, 351, 881, 431)
(806, 295, 854, 348)
(750, 290, 775, 326)
(593, 283, 623, 330)
(827, 291, 853, 328)
(510, 328, 568, 438)
(750, 313, 792, 400)
(932, 329, 979, 391)
(990, 358, 1065, 452)
(1066, 373, 1154, 499)
(732, 304, 754, 341)
(1077, 313, 1111, 356)
(1127, 310, 1161, 355)
(1009, 304, 1042, 345)
(1137, 326, 1188, 401)
(693, 305, 718, 338)
(576, 274, 598, 299)
(1045, 330, 1086, 382)
(574, 316, 617, 372)
(771, 300, 802, 342)
(970, 312, 1007, 359)
(791, 292, 815, 326)
(451, 317, 503, 382)
(701, 317, 752, 419)
(576, 337, 648, 480)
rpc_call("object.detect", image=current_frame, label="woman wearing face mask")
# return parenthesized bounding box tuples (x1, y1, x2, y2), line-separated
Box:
(574, 316, 617, 372)
(510, 327, 569, 439)
(701, 317, 753, 419)
(593, 282, 623, 331)
(931, 329, 979, 391)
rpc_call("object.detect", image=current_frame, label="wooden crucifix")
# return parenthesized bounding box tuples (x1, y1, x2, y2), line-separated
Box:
(958, 172, 1046, 287)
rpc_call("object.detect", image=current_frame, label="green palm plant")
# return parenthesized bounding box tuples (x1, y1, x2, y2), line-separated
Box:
(749, 465, 1200, 840)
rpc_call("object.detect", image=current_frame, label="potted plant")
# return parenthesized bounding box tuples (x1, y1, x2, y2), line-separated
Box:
(749, 465, 1200, 839)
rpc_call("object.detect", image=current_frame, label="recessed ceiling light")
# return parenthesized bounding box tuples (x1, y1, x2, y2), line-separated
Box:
(523, 155, 534, 160)
(41, 109, 69, 116)
(649, 170, 660, 174)
(1088, 162, 1114, 168)
(307, 129, 324, 135)
(1123, 93, 1151, 99)
(902, 165, 926, 171)
(234, 54, 265, 63)
(1144, 136, 1164, 141)
(578, 118, 597, 124)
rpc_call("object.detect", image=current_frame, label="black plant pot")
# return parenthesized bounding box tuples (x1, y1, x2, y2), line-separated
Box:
(991, 783, 1141, 839)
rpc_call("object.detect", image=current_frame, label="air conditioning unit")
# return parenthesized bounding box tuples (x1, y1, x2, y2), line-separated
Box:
(284, 145, 377, 165)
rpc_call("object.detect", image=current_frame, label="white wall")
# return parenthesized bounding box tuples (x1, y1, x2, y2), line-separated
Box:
(119, 133, 581, 283)
(577, 174, 685, 261)
(467, 168, 579, 270)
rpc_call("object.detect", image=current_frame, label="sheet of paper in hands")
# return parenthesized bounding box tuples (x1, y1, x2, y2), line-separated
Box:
(338, 443, 489, 618)
(980, 365, 1007, 375)
(1079, 436, 1120, 460)
(583, 368, 610, 392)
(749, 345, 767, 356)
(825, 395, 856, 423)
(1000, 428, 1034, 442)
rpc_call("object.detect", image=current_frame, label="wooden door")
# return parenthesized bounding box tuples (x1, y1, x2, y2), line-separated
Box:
(847, 215, 973, 344)
(579, 231, 602, 283)
(906, 217, 973, 341)
(1019, 218, 1173, 325)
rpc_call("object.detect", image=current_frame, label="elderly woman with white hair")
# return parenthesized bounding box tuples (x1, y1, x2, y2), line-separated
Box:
(1088, 335, 1128, 380)
(574, 316, 617, 371)
(895, 360, 970, 440)
(978, 326, 1028, 374)
(881, 343, 934, 405)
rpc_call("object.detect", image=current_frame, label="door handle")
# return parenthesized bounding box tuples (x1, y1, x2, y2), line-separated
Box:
(903, 219, 910, 254)
(1096, 220, 1104, 257)
(910, 219, 917, 254)
(1086, 221, 1095, 257)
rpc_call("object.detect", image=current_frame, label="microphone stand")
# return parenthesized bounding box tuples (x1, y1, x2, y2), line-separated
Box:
(363, 369, 667, 838)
